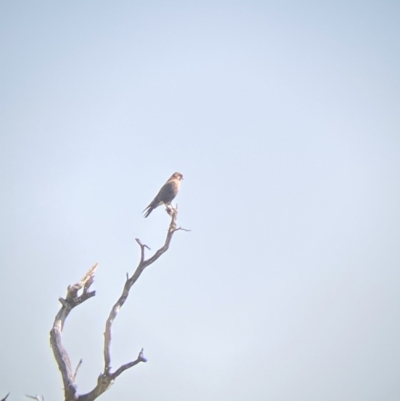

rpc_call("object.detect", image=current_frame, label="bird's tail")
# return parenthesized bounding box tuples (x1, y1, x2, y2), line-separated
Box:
(143, 205, 154, 218)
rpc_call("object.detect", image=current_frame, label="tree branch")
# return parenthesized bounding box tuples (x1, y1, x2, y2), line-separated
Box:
(1, 393, 9, 401)
(49, 263, 98, 401)
(25, 395, 44, 401)
(96, 208, 185, 395)
(73, 359, 83, 382)
(50, 207, 188, 401)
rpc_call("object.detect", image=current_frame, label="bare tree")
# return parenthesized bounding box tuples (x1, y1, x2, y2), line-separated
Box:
(47, 208, 188, 401)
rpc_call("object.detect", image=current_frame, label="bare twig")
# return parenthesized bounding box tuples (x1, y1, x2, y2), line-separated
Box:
(73, 359, 83, 381)
(25, 395, 44, 401)
(135, 238, 150, 265)
(110, 348, 147, 379)
(174, 227, 191, 232)
(1, 393, 9, 401)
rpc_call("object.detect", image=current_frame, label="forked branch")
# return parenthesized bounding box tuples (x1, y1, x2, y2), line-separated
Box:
(49, 263, 98, 400)
(50, 208, 188, 401)
(25, 395, 45, 401)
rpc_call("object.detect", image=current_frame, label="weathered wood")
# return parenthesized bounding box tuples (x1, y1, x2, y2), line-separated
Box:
(50, 207, 187, 401)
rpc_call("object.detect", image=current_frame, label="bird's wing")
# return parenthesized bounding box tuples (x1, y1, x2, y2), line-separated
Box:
(143, 178, 180, 217)
(156, 180, 179, 204)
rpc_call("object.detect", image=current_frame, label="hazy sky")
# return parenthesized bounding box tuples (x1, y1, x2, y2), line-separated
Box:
(1, 1, 400, 400)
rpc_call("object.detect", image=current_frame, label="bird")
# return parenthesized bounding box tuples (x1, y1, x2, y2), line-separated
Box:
(143, 172, 183, 218)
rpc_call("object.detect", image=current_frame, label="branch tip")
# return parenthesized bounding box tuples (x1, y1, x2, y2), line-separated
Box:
(135, 238, 151, 250)
(25, 395, 44, 401)
(73, 359, 83, 381)
(80, 262, 98, 285)
(174, 227, 191, 233)
(58, 297, 68, 306)
(139, 348, 147, 362)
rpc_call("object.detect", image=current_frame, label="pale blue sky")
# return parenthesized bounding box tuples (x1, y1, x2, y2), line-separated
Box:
(1, 1, 400, 400)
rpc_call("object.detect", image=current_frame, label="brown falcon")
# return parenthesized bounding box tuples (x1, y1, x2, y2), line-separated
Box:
(143, 172, 183, 218)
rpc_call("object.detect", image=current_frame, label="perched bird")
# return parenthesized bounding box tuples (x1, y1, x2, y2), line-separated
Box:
(143, 172, 183, 218)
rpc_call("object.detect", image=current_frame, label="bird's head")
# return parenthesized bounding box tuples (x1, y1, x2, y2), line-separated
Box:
(171, 172, 183, 180)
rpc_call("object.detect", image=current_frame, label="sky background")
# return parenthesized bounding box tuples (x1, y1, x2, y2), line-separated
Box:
(1, 1, 400, 400)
